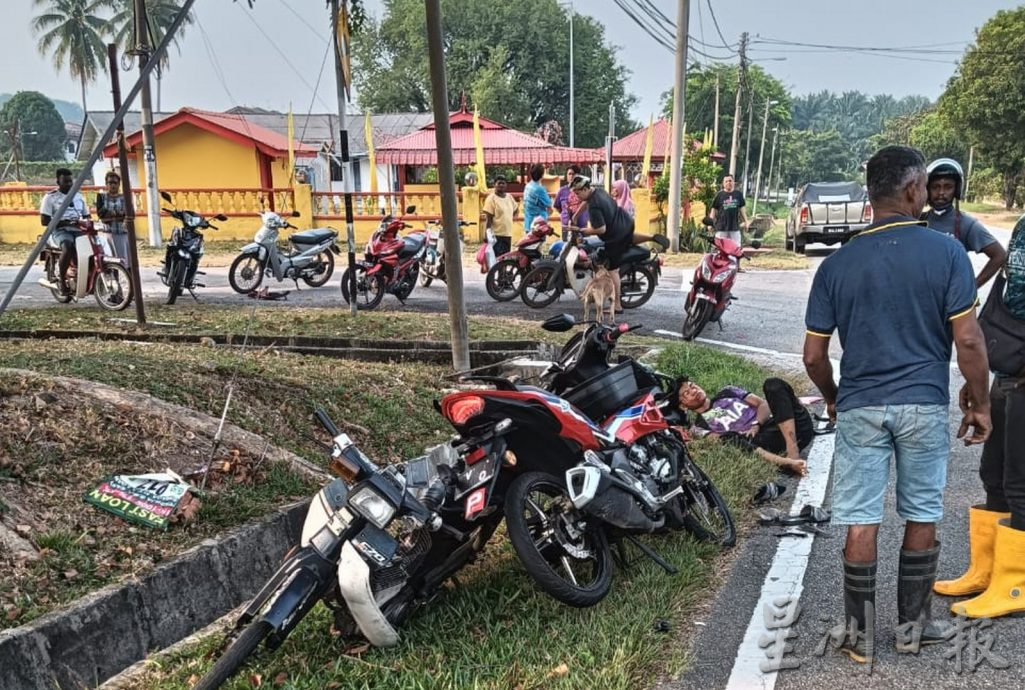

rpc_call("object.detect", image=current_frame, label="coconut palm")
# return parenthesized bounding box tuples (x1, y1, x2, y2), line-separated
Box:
(31, 0, 115, 115)
(109, 0, 194, 110)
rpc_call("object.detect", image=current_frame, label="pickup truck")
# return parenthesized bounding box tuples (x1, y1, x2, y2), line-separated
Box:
(785, 181, 873, 253)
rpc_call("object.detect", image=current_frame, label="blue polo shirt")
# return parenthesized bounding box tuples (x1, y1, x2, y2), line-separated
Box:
(805, 216, 978, 412)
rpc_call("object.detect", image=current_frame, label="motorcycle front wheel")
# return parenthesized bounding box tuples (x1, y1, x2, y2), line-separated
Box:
(505, 471, 612, 607)
(520, 265, 563, 308)
(228, 254, 265, 294)
(192, 620, 272, 690)
(679, 462, 736, 547)
(301, 251, 334, 288)
(93, 263, 132, 311)
(44, 254, 72, 303)
(681, 299, 714, 341)
(340, 265, 386, 310)
(486, 258, 524, 301)
(166, 258, 184, 305)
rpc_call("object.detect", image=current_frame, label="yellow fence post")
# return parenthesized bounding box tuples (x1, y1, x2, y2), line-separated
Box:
(461, 187, 484, 242)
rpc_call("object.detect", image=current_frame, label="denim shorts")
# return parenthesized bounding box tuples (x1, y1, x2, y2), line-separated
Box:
(831, 404, 950, 525)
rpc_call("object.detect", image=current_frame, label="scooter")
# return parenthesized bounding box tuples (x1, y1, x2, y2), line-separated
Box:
(228, 210, 339, 294)
(681, 217, 746, 341)
(38, 219, 133, 311)
(520, 229, 661, 310)
(159, 190, 227, 304)
(483, 217, 557, 301)
(418, 218, 475, 287)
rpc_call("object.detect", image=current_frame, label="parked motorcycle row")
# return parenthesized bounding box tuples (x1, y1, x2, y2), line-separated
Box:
(193, 311, 735, 689)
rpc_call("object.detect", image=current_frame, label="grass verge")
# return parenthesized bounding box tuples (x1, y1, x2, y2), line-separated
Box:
(0, 241, 247, 268)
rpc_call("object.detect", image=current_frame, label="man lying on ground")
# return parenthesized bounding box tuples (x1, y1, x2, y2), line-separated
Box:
(677, 376, 814, 476)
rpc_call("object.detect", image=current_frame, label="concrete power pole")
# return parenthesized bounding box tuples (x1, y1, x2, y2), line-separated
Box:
(752, 98, 775, 216)
(712, 74, 720, 150)
(666, 0, 690, 252)
(134, 0, 162, 248)
(965, 144, 975, 199)
(568, 1, 574, 148)
(330, 0, 358, 316)
(741, 95, 754, 193)
(424, 0, 470, 372)
(766, 126, 778, 202)
(727, 32, 748, 176)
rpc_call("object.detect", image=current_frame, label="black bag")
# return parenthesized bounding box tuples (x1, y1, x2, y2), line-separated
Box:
(978, 273, 1025, 377)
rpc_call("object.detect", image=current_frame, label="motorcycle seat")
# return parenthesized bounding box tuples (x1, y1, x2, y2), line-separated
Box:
(620, 245, 651, 265)
(290, 228, 336, 245)
(399, 234, 426, 258)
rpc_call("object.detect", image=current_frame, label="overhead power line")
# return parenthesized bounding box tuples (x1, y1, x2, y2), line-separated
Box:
(613, 0, 738, 61)
(704, 0, 733, 50)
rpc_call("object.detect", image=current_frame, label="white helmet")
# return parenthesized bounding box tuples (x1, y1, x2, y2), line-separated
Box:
(926, 158, 964, 200)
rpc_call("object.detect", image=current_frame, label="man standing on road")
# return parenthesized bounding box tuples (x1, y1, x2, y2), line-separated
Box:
(803, 146, 992, 664)
(924, 158, 1007, 288)
(39, 167, 90, 296)
(482, 175, 517, 258)
(709, 174, 748, 245)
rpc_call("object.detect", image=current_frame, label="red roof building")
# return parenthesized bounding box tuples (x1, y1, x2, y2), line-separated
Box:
(375, 109, 602, 166)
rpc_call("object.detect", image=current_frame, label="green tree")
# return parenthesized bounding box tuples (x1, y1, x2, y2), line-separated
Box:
(0, 92, 66, 161)
(781, 129, 854, 186)
(353, 0, 637, 147)
(31, 0, 114, 115)
(940, 6, 1025, 209)
(108, 0, 194, 111)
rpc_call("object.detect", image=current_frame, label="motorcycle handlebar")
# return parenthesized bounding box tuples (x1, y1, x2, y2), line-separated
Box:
(314, 408, 340, 437)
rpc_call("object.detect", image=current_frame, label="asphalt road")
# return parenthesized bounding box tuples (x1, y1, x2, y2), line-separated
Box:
(1, 229, 1019, 690)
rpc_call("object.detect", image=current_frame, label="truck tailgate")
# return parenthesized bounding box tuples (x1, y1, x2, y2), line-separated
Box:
(806, 201, 866, 225)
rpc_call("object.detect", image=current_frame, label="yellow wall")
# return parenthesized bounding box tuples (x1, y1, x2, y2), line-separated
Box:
(135, 123, 265, 190)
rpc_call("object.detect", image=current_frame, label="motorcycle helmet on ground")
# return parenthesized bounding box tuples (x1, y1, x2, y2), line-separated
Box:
(926, 158, 965, 200)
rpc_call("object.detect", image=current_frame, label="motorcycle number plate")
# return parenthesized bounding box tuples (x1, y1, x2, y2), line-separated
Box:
(455, 454, 498, 499)
(464, 487, 487, 521)
(352, 523, 399, 568)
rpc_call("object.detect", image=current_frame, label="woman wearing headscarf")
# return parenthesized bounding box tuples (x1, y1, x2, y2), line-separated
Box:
(612, 179, 635, 219)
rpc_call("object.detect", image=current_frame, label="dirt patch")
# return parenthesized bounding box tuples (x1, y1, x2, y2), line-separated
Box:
(0, 372, 319, 630)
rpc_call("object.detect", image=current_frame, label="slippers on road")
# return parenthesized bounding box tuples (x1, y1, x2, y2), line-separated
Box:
(758, 505, 831, 527)
(754, 482, 787, 505)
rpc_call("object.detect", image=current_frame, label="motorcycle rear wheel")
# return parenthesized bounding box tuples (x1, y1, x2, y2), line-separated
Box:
(520, 265, 563, 308)
(192, 620, 272, 690)
(620, 264, 657, 309)
(505, 471, 612, 607)
(166, 258, 184, 305)
(679, 463, 736, 547)
(340, 265, 386, 310)
(301, 251, 334, 287)
(228, 254, 265, 294)
(93, 263, 132, 311)
(681, 299, 714, 341)
(486, 259, 524, 301)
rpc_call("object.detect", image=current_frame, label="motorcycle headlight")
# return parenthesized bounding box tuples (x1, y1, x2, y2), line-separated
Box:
(701, 262, 713, 281)
(348, 486, 397, 529)
(713, 270, 731, 283)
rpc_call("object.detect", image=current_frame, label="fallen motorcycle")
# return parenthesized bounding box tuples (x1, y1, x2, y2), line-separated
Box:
(38, 219, 133, 311)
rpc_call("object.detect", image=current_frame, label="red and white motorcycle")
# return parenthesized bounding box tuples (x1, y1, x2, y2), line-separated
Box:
(38, 219, 133, 311)
(681, 217, 754, 341)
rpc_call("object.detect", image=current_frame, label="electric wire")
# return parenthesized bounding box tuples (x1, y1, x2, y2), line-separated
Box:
(705, 0, 733, 50)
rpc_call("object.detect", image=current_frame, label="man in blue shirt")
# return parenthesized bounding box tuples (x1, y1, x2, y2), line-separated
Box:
(522, 163, 552, 233)
(803, 146, 991, 663)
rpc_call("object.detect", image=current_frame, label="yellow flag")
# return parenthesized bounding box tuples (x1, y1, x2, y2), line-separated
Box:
(640, 115, 654, 186)
(364, 112, 377, 196)
(287, 104, 295, 181)
(473, 108, 487, 190)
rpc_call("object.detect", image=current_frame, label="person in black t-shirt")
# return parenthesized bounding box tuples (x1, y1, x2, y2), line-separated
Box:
(710, 174, 748, 245)
(570, 175, 668, 311)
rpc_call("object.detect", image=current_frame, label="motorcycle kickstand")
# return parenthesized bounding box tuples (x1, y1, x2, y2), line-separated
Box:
(623, 534, 678, 574)
(612, 538, 632, 570)
(188, 288, 200, 302)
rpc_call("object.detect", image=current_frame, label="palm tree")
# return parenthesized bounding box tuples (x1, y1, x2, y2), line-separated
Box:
(32, 0, 114, 115)
(109, 0, 194, 111)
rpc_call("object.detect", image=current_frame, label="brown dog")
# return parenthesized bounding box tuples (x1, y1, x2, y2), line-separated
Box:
(580, 266, 617, 324)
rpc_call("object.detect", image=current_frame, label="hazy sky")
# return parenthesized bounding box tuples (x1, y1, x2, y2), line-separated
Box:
(2, 0, 1018, 122)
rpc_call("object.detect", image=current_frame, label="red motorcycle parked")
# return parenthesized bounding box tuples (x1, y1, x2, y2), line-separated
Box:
(483, 217, 557, 301)
(38, 219, 133, 311)
(681, 218, 751, 341)
(340, 205, 427, 310)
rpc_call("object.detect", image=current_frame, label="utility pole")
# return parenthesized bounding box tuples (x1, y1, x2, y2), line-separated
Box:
(766, 126, 779, 203)
(713, 74, 720, 150)
(134, 0, 162, 248)
(605, 102, 616, 190)
(331, 0, 358, 316)
(752, 98, 775, 216)
(727, 32, 748, 176)
(108, 43, 146, 325)
(424, 0, 470, 372)
(965, 144, 975, 199)
(666, 0, 690, 252)
(568, 1, 575, 148)
(741, 95, 754, 194)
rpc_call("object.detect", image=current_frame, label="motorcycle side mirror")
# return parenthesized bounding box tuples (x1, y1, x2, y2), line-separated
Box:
(160, 191, 173, 203)
(215, 214, 228, 221)
(542, 313, 576, 332)
(701, 216, 715, 227)
(405, 205, 416, 214)
(291, 210, 301, 218)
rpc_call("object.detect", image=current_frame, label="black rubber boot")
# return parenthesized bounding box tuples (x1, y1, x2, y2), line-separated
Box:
(841, 558, 876, 663)
(898, 541, 955, 650)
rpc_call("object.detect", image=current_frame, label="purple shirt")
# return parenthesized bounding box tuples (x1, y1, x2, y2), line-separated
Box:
(695, 386, 758, 434)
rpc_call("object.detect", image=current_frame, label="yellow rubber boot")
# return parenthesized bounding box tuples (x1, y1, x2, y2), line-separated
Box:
(934, 505, 1009, 597)
(952, 520, 1025, 619)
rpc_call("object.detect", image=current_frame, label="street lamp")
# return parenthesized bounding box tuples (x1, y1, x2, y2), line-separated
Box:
(560, 1, 575, 147)
(751, 99, 778, 216)
(766, 126, 779, 203)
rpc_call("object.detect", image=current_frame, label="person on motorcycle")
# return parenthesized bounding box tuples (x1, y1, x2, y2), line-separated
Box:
(570, 175, 669, 312)
(39, 168, 90, 295)
(676, 377, 813, 476)
(924, 158, 1006, 288)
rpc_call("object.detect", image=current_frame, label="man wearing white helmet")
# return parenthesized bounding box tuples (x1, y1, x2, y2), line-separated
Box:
(924, 158, 1007, 288)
